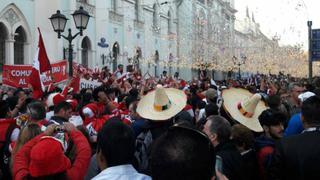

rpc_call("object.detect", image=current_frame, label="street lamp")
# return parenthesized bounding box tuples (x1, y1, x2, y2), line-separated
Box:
(49, 7, 90, 77)
(232, 55, 246, 80)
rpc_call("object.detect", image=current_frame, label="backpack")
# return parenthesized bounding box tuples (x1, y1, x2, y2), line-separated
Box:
(0, 119, 17, 180)
(134, 129, 153, 173)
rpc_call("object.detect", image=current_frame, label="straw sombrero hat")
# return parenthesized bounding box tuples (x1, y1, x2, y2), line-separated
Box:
(137, 85, 187, 121)
(222, 88, 267, 132)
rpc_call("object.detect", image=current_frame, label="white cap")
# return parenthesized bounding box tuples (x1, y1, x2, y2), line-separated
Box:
(298, 91, 315, 102)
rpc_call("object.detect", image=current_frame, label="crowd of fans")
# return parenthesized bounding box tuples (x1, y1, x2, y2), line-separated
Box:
(0, 64, 320, 180)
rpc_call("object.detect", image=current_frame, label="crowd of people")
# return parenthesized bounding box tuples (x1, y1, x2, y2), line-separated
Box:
(0, 64, 320, 180)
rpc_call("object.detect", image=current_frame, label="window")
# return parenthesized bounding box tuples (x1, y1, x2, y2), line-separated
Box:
(153, 4, 159, 31)
(81, 36, 91, 67)
(135, 0, 140, 20)
(168, 10, 173, 34)
(111, 0, 117, 12)
(14, 26, 26, 65)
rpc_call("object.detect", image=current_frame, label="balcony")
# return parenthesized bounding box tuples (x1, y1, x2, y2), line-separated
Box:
(134, 20, 144, 31)
(109, 11, 124, 24)
(76, 0, 95, 17)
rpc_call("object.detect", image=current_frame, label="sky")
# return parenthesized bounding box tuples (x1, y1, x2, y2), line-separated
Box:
(234, 0, 320, 50)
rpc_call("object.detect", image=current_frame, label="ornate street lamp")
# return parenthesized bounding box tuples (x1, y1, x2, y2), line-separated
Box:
(232, 55, 246, 80)
(49, 6, 90, 77)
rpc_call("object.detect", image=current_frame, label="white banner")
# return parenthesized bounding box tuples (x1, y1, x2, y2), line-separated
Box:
(80, 78, 102, 90)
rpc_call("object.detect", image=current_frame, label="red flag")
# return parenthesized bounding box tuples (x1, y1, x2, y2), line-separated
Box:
(37, 28, 51, 73)
(30, 28, 51, 99)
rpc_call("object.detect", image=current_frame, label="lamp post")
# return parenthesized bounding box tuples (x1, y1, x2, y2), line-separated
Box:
(49, 7, 90, 77)
(232, 55, 246, 80)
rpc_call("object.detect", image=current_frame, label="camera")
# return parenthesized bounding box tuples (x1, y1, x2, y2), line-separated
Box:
(54, 125, 65, 133)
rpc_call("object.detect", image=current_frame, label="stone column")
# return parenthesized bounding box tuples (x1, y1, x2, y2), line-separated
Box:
(6, 35, 14, 65)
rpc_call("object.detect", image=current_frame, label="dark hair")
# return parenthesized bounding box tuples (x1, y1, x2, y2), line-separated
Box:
(197, 100, 206, 110)
(81, 93, 93, 107)
(93, 86, 106, 102)
(301, 95, 320, 125)
(14, 88, 25, 97)
(267, 95, 281, 110)
(231, 124, 255, 150)
(258, 109, 286, 127)
(0, 100, 9, 118)
(54, 101, 72, 114)
(206, 115, 231, 144)
(151, 124, 215, 180)
(28, 102, 46, 121)
(205, 103, 219, 117)
(125, 96, 138, 109)
(97, 118, 135, 167)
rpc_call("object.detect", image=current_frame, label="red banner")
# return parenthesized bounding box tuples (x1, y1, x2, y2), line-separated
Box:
(2, 60, 68, 88)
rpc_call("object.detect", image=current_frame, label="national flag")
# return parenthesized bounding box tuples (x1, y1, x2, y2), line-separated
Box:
(30, 28, 51, 99)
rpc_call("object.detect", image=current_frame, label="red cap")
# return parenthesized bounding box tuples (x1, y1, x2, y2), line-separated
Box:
(66, 99, 78, 111)
(29, 137, 71, 177)
(46, 93, 65, 107)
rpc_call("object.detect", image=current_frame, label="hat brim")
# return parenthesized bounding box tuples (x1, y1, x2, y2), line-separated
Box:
(137, 88, 187, 121)
(222, 88, 267, 132)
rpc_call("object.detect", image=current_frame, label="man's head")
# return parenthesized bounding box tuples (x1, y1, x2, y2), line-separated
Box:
(301, 95, 320, 127)
(27, 102, 46, 121)
(203, 115, 231, 147)
(93, 86, 108, 103)
(288, 82, 304, 102)
(53, 101, 72, 120)
(205, 88, 218, 104)
(105, 88, 116, 101)
(162, 71, 167, 76)
(14, 88, 26, 99)
(231, 124, 255, 153)
(258, 109, 286, 139)
(118, 64, 124, 72)
(205, 103, 219, 117)
(96, 118, 135, 170)
(151, 123, 215, 180)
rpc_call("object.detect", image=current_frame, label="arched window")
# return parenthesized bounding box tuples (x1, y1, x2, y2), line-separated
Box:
(112, 42, 120, 71)
(14, 26, 26, 64)
(0, 23, 8, 71)
(81, 36, 91, 67)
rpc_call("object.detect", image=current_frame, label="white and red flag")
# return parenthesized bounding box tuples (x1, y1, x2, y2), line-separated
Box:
(30, 28, 52, 99)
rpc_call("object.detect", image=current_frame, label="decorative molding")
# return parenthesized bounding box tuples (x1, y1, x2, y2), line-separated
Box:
(76, 1, 95, 17)
(4, 9, 20, 26)
(134, 20, 144, 31)
(109, 11, 124, 24)
(124, 0, 135, 4)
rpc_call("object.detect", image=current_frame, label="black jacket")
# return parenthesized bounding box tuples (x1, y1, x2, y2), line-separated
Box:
(215, 141, 245, 180)
(268, 130, 320, 180)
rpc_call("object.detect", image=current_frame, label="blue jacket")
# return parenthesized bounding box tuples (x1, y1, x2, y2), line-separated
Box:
(284, 113, 304, 137)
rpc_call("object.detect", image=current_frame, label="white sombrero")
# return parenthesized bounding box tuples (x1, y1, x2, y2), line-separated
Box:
(137, 85, 187, 121)
(222, 88, 267, 132)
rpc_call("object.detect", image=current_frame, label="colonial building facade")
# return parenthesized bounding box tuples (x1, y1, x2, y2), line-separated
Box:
(0, 0, 276, 80)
